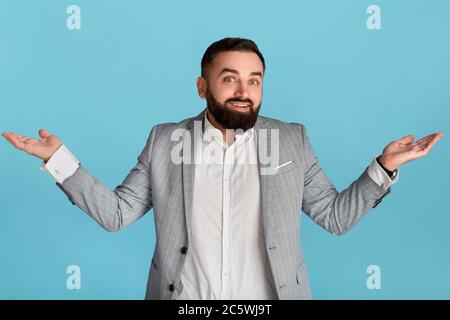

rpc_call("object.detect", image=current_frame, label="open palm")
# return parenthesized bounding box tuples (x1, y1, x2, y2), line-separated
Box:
(2, 129, 62, 162)
(379, 132, 444, 171)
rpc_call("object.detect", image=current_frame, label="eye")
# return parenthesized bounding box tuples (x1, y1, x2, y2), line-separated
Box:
(249, 79, 260, 86)
(223, 76, 235, 83)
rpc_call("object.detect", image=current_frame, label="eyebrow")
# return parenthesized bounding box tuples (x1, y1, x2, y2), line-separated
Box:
(217, 68, 263, 78)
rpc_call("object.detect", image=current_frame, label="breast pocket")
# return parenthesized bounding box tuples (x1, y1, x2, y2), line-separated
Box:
(273, 161, 296, 177)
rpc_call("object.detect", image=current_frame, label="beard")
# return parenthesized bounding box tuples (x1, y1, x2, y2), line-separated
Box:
(206, 89, 261, 131)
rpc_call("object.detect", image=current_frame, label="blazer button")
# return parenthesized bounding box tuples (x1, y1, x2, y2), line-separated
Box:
(169, 284, 175, 292)
(180, 246, 188, 254)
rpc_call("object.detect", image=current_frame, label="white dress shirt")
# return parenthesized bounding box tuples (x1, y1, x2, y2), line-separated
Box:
(41, 114, 398, 299)
(177, 111, 277, 299)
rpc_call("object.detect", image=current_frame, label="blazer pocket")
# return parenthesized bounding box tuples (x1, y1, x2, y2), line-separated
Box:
(274, 161, 296, 177)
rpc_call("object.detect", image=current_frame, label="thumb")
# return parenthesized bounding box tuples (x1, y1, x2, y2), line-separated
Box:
(398, 134, 414, 143)
(39, 128, 52, 139)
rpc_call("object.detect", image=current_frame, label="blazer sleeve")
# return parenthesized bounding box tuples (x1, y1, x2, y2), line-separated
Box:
(299, 124, 391, 235)
(55, 126, 157, 232)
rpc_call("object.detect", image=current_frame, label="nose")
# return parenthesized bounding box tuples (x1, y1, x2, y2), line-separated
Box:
(234, 81, 250, 100)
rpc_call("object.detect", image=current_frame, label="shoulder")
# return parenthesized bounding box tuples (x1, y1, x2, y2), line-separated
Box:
(146, 113, 200, 142)
(258, 114, 308, 138)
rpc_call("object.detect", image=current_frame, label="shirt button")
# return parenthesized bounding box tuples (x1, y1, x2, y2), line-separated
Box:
(180, 246, 188, 254)
(169, 284, 175, 292)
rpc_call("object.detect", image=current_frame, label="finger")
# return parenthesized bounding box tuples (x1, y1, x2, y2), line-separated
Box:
(411, 133, 434, 147)
(412, 132, 443, 146)
(3, 133, 26, 150)
(398, 135, 415, 144)
(416, 132, 444, 149)
(2, 133, 15, 146)
(7, 132, 28, 143)
(1, 132, 11, 142)
(39, 128, 52, 139)
(395, 135, 415, 149)
(415, 135, 435, 149)
(421, 133, 444, 153)
(2, 132, 17, 145)
(412, 135, 441, 157)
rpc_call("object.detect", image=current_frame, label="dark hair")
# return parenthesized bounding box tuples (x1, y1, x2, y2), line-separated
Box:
(201, 37, 265, 77)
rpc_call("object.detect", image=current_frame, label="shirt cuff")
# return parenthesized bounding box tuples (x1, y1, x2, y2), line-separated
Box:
(367, 157, 399, 190)
(40, 144, 80, 184)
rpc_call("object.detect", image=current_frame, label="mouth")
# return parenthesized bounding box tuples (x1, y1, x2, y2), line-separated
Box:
(227, 101, 251, 111)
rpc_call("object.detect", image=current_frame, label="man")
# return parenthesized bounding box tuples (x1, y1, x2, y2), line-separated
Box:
(2, 38, 443, 300)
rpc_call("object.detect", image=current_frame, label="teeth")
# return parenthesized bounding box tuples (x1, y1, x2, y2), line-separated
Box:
(231, 102, 249, 107)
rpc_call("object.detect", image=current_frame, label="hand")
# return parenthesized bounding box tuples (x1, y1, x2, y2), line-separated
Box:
(2, 129, 63, 162)
(379, 132, 444, 171)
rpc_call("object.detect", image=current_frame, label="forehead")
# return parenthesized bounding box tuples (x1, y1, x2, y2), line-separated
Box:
(209, 51, 264, 76)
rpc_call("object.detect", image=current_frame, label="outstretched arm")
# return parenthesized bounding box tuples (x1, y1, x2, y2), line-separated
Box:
(2, 128, 156, 232)
(300, 126, 443, 235)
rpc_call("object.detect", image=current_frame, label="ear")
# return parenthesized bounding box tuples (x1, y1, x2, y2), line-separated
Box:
(197, 76, 207, 99)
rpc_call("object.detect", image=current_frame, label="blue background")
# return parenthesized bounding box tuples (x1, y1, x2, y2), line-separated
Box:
(0, 0, 449, 299)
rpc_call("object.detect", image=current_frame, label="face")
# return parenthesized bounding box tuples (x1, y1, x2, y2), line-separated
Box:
(197, 51, 264, 131)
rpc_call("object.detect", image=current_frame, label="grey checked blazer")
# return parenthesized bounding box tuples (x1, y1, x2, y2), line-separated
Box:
(56, 109, 391, 300)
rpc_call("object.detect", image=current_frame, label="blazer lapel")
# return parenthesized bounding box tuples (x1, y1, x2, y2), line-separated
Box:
(255, 116, 278, 245)
(182, 109, 205, 241)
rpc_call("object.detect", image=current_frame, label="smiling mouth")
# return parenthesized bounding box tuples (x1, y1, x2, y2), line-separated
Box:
(228, 101, 251, 110)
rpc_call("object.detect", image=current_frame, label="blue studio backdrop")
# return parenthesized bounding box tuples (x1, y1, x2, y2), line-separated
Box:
(0, 0, 449, 299)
